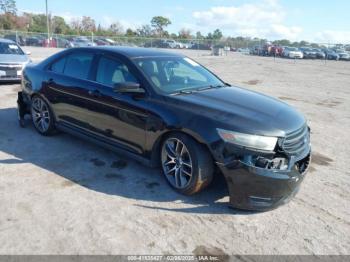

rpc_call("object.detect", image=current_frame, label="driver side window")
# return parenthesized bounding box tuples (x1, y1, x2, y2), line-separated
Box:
(96, 56, 138, 87)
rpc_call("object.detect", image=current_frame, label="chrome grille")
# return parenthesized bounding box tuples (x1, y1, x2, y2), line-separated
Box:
(0, 65, 22, 71)
(282, 125, 310, 155)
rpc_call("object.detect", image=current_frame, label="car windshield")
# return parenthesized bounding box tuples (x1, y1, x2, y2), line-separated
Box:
(289, 47, 298, 51)
(134, 56, 225, 94)
(0, 42, 24, 55)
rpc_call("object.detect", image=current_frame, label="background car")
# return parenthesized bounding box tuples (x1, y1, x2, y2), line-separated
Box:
(313, 48, 326, 59)
(42, 37, 72, 48)
(336, 50, 350, 61)
(237, 48, 250, 54)
(70, 37, 96, 47)
(300, 47, 317, 59)
(189, 42, 211, 50)
(164, 39, 183, 48)
(3, 34, 26, 46)
(323, 49, 340, 60)
(25, 36, 45, 46)
(144, 39, 169, 48)
(0, 38, 31, 81)
(283, 47, 303, 59)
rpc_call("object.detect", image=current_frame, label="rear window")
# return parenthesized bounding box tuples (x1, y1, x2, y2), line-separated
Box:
(63, 52, 93, 80)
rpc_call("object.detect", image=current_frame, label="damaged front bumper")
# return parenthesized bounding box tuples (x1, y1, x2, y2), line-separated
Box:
(217, 147, 311, 211)
(17, 91, 31, 126)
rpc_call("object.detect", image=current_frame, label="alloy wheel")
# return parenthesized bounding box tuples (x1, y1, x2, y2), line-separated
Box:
(31, 97, 51, 133)
(161, 138, 193, 189)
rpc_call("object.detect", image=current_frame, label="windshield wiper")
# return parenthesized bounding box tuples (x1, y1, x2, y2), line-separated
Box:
(196, 84, 227, 91)
(172, 84, 228, 95)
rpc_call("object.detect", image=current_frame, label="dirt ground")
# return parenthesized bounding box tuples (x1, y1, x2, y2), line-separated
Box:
(0, 47, 349, 255)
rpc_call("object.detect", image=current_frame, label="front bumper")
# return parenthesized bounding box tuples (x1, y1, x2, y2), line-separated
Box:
(17, 91, 30, 119)
(0, 66, 23, 81)
(218, 151, 311, 211)
(0, 75, 21, 81)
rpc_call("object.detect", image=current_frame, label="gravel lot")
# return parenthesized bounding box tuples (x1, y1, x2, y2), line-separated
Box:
(0, 47, 349, 255)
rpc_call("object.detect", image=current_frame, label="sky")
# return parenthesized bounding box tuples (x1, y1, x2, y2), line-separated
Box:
(15, 0, 350, 43)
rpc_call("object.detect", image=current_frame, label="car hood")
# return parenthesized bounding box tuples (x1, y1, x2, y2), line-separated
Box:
(0, 54, 30, 64)
(168, 86, 306, 137)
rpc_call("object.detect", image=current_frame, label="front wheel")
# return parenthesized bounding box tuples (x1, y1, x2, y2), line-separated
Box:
(161, 133, 214, 195)
(31, 96, 55, 136)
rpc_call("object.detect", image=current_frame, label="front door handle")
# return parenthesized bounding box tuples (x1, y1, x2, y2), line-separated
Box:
(88, 89, 101, 98)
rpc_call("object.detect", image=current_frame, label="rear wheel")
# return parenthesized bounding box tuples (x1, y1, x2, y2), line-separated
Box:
(31, 96, 55, 136)
(161, 133, 214, 195)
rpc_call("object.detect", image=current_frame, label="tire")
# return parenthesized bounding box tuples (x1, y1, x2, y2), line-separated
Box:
(30, 95, 55, 136)
(160, 133, 214, 195)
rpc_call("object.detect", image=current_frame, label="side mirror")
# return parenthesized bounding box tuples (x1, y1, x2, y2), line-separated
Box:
(113, 82, 145, 94)
(25, 51, 31, 55)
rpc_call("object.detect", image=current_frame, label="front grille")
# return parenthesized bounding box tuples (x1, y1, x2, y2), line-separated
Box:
(0, 64, 22, 71)
(0, 75, 19, 79)
(282, 125, 310, 155)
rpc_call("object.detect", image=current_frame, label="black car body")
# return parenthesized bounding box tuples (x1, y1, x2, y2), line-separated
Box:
(313, 49, 326, 59)
(17, 47, 311, 211)
(25, 36, 45, 47)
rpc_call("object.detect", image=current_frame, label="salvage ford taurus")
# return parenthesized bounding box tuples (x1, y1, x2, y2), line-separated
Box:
(17, 47, 311, 210)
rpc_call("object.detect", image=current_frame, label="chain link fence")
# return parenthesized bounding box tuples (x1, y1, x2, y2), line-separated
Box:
(1, 29, 350, 60)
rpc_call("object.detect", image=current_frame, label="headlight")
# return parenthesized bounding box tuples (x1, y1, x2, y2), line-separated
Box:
(217, 128, 278, 151)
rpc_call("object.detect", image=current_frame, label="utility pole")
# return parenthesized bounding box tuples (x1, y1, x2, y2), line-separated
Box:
(45, 0, 50, 47)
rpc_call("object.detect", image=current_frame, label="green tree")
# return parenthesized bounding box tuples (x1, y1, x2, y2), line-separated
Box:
(126, 28, 136, 37)
(212, 29, 223, 40)
(51, 16, 69, 34)
(0, 12, 16, 29)
(0, 0, 17, 14)
(273, 39, 291, 46)
(28, 14, 48, 32)
(299, 40, 309, 47)
(151, 16, 171, 37)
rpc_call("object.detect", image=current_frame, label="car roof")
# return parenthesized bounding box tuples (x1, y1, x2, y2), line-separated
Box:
(0, 38, 15, 44)
(90, 46, 184, 59)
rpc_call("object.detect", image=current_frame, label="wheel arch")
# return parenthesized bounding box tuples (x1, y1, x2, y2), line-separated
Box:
(149, 128, 213, 168)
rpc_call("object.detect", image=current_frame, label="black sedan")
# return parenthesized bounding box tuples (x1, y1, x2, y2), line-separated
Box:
(17, 47, 311, 211)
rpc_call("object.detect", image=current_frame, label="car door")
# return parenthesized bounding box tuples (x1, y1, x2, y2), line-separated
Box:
(80, 54, 149, 155)
(44, 50, 101, 130)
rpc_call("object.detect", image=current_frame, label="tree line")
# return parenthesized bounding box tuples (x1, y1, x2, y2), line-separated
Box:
(0, 0, 225, 40)
(0, 0, 327, 48)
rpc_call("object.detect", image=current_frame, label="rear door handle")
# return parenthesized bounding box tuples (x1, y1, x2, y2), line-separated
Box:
(88, 89, 101, 98)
